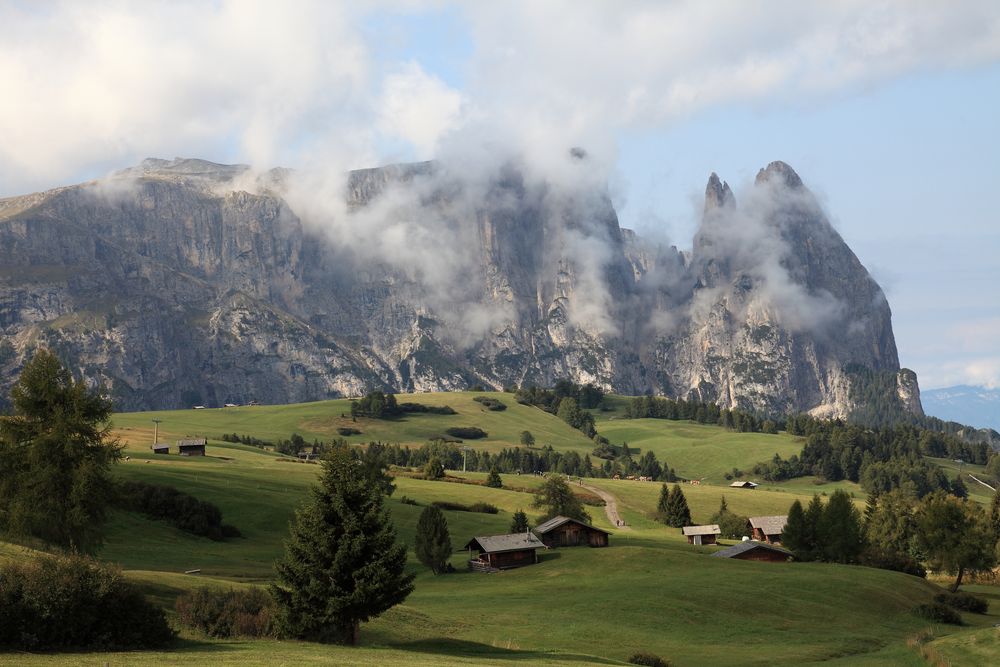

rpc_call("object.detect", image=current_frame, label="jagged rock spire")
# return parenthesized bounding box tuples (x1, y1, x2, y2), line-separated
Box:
(754, 161, 803, 189)
(704, 172, 736, 214)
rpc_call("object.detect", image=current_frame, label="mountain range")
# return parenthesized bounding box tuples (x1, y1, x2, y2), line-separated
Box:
(0, 155, 921, 417)
(922, 385, 1000, 431)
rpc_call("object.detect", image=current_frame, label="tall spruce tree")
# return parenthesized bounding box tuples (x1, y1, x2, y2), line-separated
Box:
(664, 484, 692, 528)
(656, 483, 671, 523)
(820, 489, 864, 563)
(782, 500, 810, 558)
(414, 505, 452, 574)
(0, 349, 119, 553)
(798, 494, 825, 561)
(485, 467, 503, 488)
(272, 447, 413, 645)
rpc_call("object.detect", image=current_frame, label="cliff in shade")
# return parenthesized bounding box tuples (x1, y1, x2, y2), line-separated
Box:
(0, 156, 922, 418)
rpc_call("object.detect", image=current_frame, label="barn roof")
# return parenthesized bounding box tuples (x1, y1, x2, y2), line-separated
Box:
(177, 438, 207, 447)
(729, 480, 758, 488)
(711, 541, 793, 559)
(682, 524, 721, 536)
(150, 443, 169, 449)
(533, 515, 611, 536)
(748, 515, 787, 534)
(464, 533, 545, 554)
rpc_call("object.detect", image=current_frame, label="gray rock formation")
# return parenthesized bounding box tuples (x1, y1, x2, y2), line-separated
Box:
(0, 156, 921, 417)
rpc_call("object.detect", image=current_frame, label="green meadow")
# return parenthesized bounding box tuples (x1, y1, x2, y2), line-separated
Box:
(2, 393, 998, 666)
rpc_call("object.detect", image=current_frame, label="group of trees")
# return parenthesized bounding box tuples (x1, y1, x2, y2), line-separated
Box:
(752, 418, 990, 498)
(656, 484, 692, 527)
(783, 488, 1000, 591)
(349, 391, 456, 420)
(623, 396, 777, 434)
(514, 381, 604, 438)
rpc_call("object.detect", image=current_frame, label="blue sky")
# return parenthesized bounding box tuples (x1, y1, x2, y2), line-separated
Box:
(1, 1, 997, 389)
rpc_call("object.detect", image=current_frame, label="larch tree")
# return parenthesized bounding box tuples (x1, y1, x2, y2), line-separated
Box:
(915, 491, 997, 592)
(271, 447, 414, 645)
(532, 474, 590, 523)
(0, 349, 119, 553)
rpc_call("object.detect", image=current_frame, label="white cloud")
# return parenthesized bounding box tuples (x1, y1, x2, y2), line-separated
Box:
(378, 62, 464, 158)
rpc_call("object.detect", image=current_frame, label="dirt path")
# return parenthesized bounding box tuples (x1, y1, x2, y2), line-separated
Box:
(968, 473, 996, 492)
(578, 481, 631, 531)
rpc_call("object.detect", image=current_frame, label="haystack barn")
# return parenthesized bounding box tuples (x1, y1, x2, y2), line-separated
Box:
(711, 541, 793, 562)
(177, 438, 207, 456)
(748, 515, 787, 544)
(151, 443, 169, 454)
(464, 533, 545, 571)
(729, 480, 758, 489)
(682, 524, 721, 545)
(533, 516, 611, 548)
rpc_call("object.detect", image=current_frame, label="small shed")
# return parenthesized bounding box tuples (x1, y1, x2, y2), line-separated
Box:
(177, 438, 207, 456)
(682, 524, 721, 545)
(464, 533, 545, 571)
(533, 515, 611, 548)
(711, 541, 793, 562)
(748, 515, 787, 544)
(729, 480, 758, 489)
(151, 443, 169, 454)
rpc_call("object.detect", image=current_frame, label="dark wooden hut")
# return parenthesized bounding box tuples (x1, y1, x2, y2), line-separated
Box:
(177, 438, 207, 456)
(464, 533, 545, 571)
(532, 516, 611, 548)
(711, 541, 793, 562)
(748, 515, 787, 544)
(150, 443, 169, 454)
(682, 524, 721, 545)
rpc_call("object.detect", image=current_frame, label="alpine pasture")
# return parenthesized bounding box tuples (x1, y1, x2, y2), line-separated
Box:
(2, 392, 996, 666)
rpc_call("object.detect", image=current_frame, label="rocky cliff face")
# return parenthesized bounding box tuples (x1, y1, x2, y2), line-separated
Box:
(0, 156, 920, 417)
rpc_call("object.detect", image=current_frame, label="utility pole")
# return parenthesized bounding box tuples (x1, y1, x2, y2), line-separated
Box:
(462, 446, 473, 473)
(152, 419, 162, 445)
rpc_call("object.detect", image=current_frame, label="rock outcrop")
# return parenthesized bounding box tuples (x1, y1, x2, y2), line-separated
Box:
(0, 156, 921, 417)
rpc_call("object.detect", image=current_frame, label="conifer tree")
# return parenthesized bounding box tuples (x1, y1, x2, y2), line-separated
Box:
(0, 349, 119, 553)
(414, 505, 452, 574)
(670, 484, 692, 527)
(796, 494, 825, 561)
(272, 447, 413, 645)
(510, 509, 529, 533)
(656, 483, 670, 523)
(485, 467, 503, 488)
(782, 500, 810, 558)
(951, 474, 968, 499)
(819, 489, 864, 563)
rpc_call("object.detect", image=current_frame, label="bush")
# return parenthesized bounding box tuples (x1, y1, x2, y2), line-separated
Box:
(431, 501, 499, 514)
(473, 396, 507, 411)
(337, 427, 362, 436)
(445, 427, 488, 439)
(399, 495, 419, 506)
(0, 554, 175, 650)
(861, 548, 927, 578)
(116, 480, 240, 541)
(934, 592, 989, 614)
(628, 653, 671, 667)
(398, 402, 457, 415)
(175, 587, 277, 638)
(912, 602, 962, 625)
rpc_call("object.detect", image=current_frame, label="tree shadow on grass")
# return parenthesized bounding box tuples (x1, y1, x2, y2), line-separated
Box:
(396, 638, 621, 664)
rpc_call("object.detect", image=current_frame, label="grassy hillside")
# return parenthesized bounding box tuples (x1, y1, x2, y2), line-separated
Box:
(3, 392, 998, 666)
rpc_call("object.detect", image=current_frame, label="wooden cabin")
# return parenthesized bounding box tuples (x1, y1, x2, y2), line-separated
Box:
(682, 524, 721, 545)
(711, 541, 793, 562)
(464, 533, 545, 571)
(533, 516, 611, 548)
(748, 515, 787, 544)
(150, 443, 169, 454)
(729, 480, 758, 489)
(177, 438, 207, 456)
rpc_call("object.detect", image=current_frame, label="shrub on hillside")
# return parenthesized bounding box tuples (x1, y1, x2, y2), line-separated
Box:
(398, 402, 457, 415)
(175, 587, 277, 638)
(934, 591, 989, 614)
(337, 427, 362, 436)
(116, 480, 240, 540)
(861, 547, 927, 578)
(472, 396, 507, 411)
(0, 554, 174, 650)
(628, 653, 671, 667)
(431, 501, 499, 514)
(445, 426, 488, 439)
(912, 602, 962, 625)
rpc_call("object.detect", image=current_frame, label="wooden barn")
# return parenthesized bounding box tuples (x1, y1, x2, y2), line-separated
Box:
(711, 541, 793, 562)
(464, 533, 545, 572)
(748, 515, 787, 544)
(177, 438, 207, 456)
(682, 524, 721, 545)
(150, 443, 169, 454)
(729, 480, 758, 489)
(532, 516, 611, 548)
